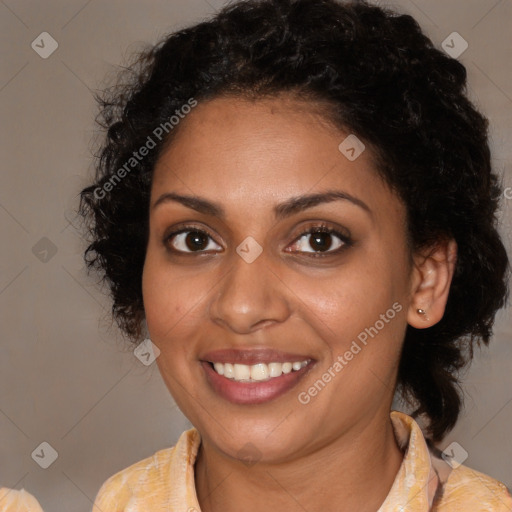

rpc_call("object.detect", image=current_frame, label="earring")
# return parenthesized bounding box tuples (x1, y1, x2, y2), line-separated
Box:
(417, 308, 426, 315)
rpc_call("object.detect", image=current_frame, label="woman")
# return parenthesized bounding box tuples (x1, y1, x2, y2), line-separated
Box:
(79, 0, 512, 510)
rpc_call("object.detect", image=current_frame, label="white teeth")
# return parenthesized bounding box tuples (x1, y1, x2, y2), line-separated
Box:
(282, 362, 292, 374)
(250, 363, 269, 381)
(268, 362, 282, 378)
(210, 360, 310, 382)
(224, 363, 234, 379)
(234, 363, 251, 380)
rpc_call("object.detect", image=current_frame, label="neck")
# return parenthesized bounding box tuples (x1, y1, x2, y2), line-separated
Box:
(194, 412, 404, 512)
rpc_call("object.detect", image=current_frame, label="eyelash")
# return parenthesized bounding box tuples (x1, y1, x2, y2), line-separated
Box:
(163, 223, 353, 258)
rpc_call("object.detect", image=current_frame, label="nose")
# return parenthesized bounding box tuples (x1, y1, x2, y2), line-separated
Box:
(209, 248, 292, 334)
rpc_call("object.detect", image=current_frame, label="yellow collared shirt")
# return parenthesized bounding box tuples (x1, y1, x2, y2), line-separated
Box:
(4, 412, 508, 511)
(91, 411, 512, 511)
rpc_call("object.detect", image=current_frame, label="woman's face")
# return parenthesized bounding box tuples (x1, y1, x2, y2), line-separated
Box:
(143, 95, 414, 462)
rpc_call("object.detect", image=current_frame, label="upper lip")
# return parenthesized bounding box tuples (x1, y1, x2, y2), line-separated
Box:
(200, 348, 314, 365)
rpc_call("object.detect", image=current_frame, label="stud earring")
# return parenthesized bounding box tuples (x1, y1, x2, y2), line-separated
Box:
(417, 308, 426, 315)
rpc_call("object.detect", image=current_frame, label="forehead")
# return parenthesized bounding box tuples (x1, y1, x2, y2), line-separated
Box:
(151, 95, 399, 219)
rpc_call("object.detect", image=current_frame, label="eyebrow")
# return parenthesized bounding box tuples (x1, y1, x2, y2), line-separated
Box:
(152, 190, 372, 219)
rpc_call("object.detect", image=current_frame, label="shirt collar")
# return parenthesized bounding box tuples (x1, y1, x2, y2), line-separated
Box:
(377, 411, 440, 511)
(178, 411, 438, 511)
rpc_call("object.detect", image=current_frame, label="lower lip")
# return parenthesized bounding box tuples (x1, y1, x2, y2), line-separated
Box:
(201, 361, 313, 405)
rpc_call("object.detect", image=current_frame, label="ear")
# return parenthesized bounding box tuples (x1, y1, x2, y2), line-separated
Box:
(407, 238, 457, 328)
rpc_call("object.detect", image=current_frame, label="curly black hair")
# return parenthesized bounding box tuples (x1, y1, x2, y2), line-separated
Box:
(79, 0, 509, 442)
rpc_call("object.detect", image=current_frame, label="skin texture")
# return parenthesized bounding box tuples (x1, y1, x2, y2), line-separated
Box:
(142, 95, 457, 512)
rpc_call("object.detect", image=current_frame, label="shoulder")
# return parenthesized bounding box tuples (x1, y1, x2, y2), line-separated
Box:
(436, 463, 512, 511)
(92, 446, 176, 510)
(0, 488, 44, 512)
(92, 427, 200, 511)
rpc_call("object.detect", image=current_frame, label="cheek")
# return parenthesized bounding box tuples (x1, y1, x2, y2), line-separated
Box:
(142, 250, 220, 357)
(295, 252, 408, 369)
(142, 252, 190, 341)
(297, 266, 392, 333)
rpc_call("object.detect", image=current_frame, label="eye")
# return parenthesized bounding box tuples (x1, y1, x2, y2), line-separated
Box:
(163, 223, 351, 256)
(287, 225, 352, 256)
(164, 226, 222, 253)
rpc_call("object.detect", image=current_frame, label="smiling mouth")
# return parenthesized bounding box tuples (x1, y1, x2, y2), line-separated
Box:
(207, 360, 311, 382)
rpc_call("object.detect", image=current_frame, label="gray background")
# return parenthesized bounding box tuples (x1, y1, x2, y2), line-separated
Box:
(1, 1, 511, 511)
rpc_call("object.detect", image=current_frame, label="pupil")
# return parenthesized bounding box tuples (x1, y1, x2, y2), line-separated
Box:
(311, 232, 331, 251)
(186, 231, 207, 251)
